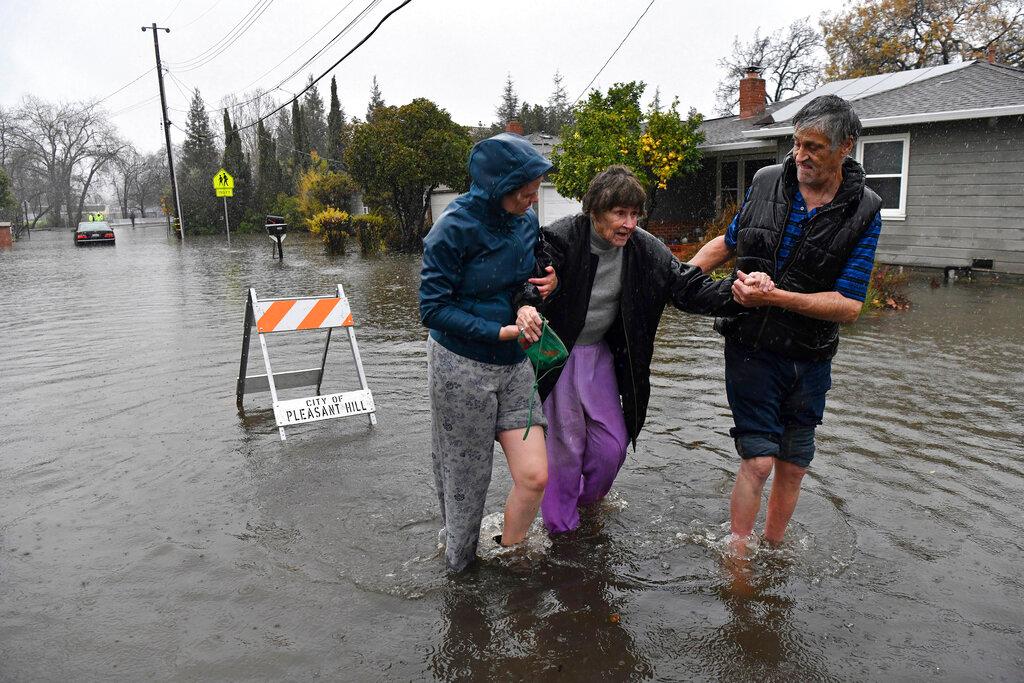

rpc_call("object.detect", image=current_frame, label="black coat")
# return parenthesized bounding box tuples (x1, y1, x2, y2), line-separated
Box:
(715, 155, 882, 361)
(539, 214, 736, 446)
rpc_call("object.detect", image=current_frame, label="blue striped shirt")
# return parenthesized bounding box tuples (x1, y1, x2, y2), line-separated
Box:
(724, 189, 882, 302)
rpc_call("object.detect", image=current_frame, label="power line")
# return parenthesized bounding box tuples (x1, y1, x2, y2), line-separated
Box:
(572, 0, 657, 105)
(108, 94, 161, 117)
(235, 0, 414, 133)
(162, 0, 185, 23)
(168, 0, 276, 72)
(195, 0, 380, 117)
(178, 0, 224, 29)
(235, 0, 365, 94)
(92, 68, 156, 108)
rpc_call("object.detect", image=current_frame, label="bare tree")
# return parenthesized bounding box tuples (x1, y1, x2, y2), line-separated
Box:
(220, 89, 278, 170)
(10, 96, 121, 226)
(714, 18, 825, 116)
(106, 143, 143, 218)
(135, 151, 168, 217)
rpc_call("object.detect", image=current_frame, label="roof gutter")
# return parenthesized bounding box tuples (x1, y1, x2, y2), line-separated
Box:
(699, 140, 777, 153)
(740, 103, 1024, 139)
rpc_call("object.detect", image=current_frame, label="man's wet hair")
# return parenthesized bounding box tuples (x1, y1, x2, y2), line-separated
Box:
(582, 165, 647, 216)
(792, 95, 862, 150)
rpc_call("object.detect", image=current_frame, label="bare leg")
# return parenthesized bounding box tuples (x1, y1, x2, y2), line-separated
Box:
(763, 458, 806, 543)
(729, 456, 774, 550)
(497, 427, 548, 545)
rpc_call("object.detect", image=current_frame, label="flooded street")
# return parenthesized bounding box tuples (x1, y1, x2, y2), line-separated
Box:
(1, 227, 1022, 680)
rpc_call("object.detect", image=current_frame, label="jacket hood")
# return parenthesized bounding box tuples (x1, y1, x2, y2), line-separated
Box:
(466, 133, 553, 217)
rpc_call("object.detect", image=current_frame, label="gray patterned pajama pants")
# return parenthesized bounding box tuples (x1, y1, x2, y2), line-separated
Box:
(427, 337, 545, 572)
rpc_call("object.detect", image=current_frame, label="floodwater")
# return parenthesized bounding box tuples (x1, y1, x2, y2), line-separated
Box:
(1, 226, 1022, 681)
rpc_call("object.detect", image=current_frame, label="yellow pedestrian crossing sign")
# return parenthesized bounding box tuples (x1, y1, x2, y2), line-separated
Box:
(213, 168, 234, 197)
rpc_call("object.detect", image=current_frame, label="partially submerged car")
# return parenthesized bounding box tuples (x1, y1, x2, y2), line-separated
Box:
(75, 221, 115, 246)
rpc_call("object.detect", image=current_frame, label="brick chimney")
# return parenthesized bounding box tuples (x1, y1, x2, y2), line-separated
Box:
(986, 45, 997, 63)
(738, 66, 767, 120)
(505, 119, 524, 135)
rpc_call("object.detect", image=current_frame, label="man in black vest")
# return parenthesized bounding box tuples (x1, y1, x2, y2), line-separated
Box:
(691, 95, 883, 551)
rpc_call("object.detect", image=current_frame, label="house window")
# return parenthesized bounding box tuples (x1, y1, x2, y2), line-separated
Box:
(720, 160, 739, 210)
(718, 157, 774, 213)
(856, 133, 909, 219)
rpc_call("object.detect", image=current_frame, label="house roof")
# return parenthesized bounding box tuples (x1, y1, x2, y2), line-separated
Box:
(702, 61, 1024, 148)
(525, 131, 560, 160)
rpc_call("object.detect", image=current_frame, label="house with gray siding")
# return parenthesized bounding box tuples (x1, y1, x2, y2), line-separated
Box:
(694, 60, 1024, 274)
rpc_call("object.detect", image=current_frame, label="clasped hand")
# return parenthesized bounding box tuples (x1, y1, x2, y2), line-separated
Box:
(732, 270, 776, 307)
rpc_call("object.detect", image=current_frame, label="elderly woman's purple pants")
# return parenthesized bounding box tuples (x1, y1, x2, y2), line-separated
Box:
(540, 341, 630, 534)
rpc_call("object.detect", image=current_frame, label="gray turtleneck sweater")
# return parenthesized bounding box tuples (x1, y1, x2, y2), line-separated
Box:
(575, 222, 623, 345)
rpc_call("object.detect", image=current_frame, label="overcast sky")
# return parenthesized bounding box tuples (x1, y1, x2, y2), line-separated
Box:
(0, 0, 848, 153)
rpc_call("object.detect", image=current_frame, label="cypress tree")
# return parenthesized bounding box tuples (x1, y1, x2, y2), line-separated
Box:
(302, 75, 327, 157)
(326, 75, 348, 170)
(291, 97, 306, 180)
(221, 109, 252, 229)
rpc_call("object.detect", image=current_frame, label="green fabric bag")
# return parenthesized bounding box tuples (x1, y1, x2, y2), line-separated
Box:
(518, 317, 569, 440)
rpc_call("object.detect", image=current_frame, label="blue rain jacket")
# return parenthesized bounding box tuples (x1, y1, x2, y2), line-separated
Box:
(420, 133, 553, 365)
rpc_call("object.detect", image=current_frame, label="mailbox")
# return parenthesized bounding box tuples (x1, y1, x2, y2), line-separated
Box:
(265, 215, 287, 260)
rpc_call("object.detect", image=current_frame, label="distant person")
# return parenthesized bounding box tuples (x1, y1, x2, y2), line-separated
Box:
(517, 165, 744, 535)
(129, 210, 136, 228)
(420, 133, 555, 572)
(689, 95, 883, 550)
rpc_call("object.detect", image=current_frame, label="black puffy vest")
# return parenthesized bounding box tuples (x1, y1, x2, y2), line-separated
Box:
(715, 155, 882, 361)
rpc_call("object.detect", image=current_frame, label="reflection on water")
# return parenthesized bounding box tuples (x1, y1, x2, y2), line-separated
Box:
(0, 228, 1022, 679)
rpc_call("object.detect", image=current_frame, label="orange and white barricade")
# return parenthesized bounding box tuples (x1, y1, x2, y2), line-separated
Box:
(236, 284, 376, 440)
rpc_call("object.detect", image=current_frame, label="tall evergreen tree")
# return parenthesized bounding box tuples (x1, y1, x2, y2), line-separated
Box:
(301, 75, 328, 156)
(177, 89, 220, 232)
(366, 75, 385, 122)
(495, 73, 520, 126)
(291, 97, 306, 180)
(221, 109, 252, 229)
(272, 108, 293, 192)
(547, 70, 572, 132)
(326, 75, 348, 170)
(255, 119, 283, 212)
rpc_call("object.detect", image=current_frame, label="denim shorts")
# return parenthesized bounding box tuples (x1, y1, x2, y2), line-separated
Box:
(724, 340, 832, 468)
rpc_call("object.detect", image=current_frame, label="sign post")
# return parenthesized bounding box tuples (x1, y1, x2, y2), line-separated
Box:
(236, 284, 376, 441)
(213, 168, 234, 246)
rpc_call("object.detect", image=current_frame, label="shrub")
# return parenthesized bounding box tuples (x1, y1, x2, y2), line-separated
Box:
(309, 208, 351, 254)
(862, 265, 911, 312)
(694, 199, 738, 279)
(351, 213, 388, 255)
(271, 193, 303, 233)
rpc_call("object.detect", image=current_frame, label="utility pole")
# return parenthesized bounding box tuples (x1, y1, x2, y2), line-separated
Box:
(142, 23, 186, 244)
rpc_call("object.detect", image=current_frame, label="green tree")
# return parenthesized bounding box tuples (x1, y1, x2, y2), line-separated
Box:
(296, 151, 359, 226)
(0, 167, 17, 221)
(547, 70, 573, 131)
(346, 98, 472, 252)
(302, 75, 328, 156)
(366, 75, 385, 122)
(255, 119, 283, 213)
(551, 82, 704, 217)
(177, 89, 220, 232)
(222, 109, 253, 230)
(495, 74, 520, 127)
(290, 97, 306, 179)
(822, 0, 1024, 78)
(326, 76, 349, 170)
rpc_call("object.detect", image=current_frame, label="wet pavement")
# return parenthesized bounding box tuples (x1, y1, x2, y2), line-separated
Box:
(1, 227, 1022, 680)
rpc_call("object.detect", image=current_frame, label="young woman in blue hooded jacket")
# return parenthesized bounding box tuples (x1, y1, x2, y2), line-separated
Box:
(420, 133, 555, 572)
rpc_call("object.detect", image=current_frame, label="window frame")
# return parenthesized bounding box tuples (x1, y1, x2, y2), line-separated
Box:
(717, 155, 776, 213)
(855, 132, 910, 220)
